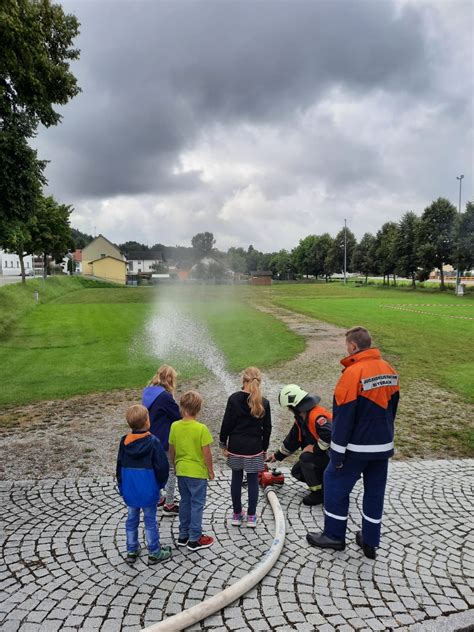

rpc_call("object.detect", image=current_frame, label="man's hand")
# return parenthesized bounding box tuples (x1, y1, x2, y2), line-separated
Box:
(302, 444, 314, 454)
(266, 452, 277, 463)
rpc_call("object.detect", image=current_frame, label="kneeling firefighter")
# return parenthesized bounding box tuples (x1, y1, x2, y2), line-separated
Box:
(267, 384, 332, 505)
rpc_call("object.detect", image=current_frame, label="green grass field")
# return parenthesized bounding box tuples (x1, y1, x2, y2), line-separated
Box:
(261, 282, 474, 402)
(0, 280, 303, 406)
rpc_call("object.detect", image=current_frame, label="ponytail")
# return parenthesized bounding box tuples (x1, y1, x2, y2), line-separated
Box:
(243, 367, 265, 419)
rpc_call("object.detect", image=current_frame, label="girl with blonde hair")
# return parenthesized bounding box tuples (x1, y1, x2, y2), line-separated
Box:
(219, 367, 272, 527)
(142, 365, 180, 515)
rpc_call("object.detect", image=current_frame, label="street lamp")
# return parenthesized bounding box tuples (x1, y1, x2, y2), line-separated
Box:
(456, 174, 464, 296)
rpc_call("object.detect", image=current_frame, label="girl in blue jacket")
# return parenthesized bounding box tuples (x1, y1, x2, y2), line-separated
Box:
(142, 365, 181, 515)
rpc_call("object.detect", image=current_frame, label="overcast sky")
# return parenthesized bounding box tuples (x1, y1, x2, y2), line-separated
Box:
(35, 0, 473, 251)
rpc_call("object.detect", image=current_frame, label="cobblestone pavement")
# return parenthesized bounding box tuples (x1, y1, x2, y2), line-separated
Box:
(1, 460, 473, 632)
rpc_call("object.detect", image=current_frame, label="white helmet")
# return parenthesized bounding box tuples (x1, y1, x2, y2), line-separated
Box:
(278, 384, 321, 411)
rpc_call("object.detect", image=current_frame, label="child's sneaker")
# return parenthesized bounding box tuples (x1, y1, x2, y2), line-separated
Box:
(163, 503, 179, 516)
(231, 512, 245, 526)
(148, 545, 172, 564)
(125, 548, 140, 564)
(177, 536, 189, 546)
(247, 515, 257, 528)
(187, 535, 214, 551)
(158, 497, 166, 508)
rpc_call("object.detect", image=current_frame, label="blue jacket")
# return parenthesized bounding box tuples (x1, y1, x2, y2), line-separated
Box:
(142, 386, 181, 451)
(330, 348, 399, 466)
(116, 431, 169, 508)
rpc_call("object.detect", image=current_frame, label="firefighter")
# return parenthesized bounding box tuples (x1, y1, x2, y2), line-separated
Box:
(306, 326, 399, 559)
(267, 384, 332, 505)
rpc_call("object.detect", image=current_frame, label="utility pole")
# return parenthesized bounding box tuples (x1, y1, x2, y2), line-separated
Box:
(456, 174, 464, 296)
(343, 219, 347, 284)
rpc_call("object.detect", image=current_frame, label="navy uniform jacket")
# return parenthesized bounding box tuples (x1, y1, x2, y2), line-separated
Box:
(330, 348, 399, 466)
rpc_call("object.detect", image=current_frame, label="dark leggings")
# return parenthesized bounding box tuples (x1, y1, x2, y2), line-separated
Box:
(231, 470, 259, 516)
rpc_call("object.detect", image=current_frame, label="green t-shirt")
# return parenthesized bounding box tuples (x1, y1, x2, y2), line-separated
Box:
(168, 419, 213, 479)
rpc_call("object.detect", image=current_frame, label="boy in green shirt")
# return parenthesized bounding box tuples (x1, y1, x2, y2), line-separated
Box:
(169, 390, 215, 551)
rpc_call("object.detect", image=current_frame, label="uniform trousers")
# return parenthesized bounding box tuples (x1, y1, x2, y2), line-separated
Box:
(323, 457, 388, 547)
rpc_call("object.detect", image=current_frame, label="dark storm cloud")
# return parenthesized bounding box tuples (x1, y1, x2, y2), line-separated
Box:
(40, 0, 431, 198)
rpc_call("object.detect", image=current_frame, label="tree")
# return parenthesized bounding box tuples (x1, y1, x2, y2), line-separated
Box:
(9, 195, 74, 282)
(351, 233, 378, 283)
(375, 222, 399, 285)
(395, 212, 420, 288)
(292, 235, 316, 277)
(119, 240, 149, 253)
(226, 247, 247, 273)
(326, 227, 357, 276)
(417, 197, 457, 290)
(270, 250, 294, 280)
(191, 232, 216, 258)
(0, 0, 80, 134)
(0, 123, 46, 241)
(71, 227, 93, 249)
(456, 201, 474, 275)
(313, 233, 335, 281)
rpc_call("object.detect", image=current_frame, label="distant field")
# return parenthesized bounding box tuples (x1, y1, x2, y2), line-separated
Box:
(263, 283, 474, 402)
(0, 280, 303, 406)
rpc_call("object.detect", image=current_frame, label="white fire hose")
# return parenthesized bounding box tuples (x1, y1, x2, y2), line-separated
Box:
(141, 487, 286, 632)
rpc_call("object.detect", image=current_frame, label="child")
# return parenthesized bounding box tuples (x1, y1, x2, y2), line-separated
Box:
(168, 390, 215, 551)
(116, 404, 171, 564)
(142, 365, 181, 515)
(219, 367, 272, 527)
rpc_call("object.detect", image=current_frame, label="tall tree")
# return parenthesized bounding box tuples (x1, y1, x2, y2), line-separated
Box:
(226, 247, 247, 273)
(395, 212, 420, 288)
(0, 0, 80, 133)
(456, 201, 474, 275)
(292, 235, 316, 277)
(191, 232, 216, 258)
(375, 222, 399, 285)
(326, 227, 356, 276)
(351, 233, 377, 283)
(417, 197, 457, 290)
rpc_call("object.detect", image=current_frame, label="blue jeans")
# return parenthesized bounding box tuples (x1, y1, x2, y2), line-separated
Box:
(323, 457, 389, 547)
(125, 505, 160, 553)
(178, 476, 207, 542)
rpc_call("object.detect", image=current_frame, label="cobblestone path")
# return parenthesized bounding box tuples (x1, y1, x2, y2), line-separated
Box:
(1, 460, 473, 632)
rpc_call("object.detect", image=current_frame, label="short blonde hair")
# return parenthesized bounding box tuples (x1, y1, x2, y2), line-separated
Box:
(126, 404, 149, 431)
(149, 364, 177, 392)
(180, 390, 203, 418)
(346, 326, 372, 350)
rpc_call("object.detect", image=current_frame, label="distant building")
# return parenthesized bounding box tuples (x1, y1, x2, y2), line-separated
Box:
(249, 271, 273, 286)
(0, 250, 33, 276)
(126, 251, 164, 274)
(81, 235, 127, 285)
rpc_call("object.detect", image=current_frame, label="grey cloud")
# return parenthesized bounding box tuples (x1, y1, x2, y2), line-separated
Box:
(39, 0, 433, 199)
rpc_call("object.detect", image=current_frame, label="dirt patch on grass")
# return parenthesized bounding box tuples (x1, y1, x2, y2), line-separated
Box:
(1, 306, 472, 480)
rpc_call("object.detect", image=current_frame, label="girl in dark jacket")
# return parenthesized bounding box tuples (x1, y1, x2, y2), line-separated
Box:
(142, 365, 181, 515)
(219, 367, 272, 527)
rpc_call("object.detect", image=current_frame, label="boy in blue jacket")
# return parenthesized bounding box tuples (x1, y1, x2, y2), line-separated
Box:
(116, 404, 171, 564)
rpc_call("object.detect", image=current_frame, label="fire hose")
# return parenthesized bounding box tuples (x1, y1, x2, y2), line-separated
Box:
(141, 480, 286, 632)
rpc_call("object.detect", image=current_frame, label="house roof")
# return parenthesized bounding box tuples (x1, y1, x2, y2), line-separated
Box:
(126, 251, 163, 261)
(84, 234, 124, 257)
(89, 255, 128, 265)
(73, 250, 82, 262)
(250, 270, 273, 276)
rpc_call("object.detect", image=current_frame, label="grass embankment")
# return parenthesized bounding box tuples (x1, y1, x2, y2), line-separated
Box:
(0, 281, 303, 406)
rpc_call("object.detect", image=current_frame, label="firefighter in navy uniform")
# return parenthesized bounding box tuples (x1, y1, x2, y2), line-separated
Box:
(307, 326, 399, 559)
(267, 384, 332, 506)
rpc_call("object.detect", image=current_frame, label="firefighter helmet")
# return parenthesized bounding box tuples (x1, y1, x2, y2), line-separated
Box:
(278, 384, 321, 412)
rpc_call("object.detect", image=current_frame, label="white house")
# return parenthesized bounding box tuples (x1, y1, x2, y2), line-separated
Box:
(0, 250, 33, 276)
(126, 251, 164, 274)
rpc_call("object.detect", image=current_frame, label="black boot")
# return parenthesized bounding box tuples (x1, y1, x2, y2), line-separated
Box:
(302, 490, 323, 506)
(356, 530, 376, 559)
(306, 532, 345, 550)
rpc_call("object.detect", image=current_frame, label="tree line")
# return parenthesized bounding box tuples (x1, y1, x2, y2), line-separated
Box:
(0, 0, 80, 281)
